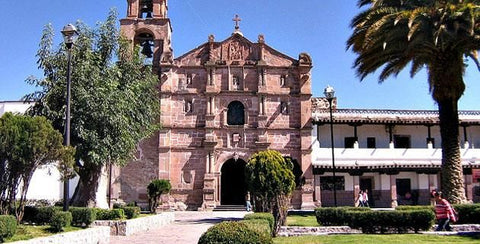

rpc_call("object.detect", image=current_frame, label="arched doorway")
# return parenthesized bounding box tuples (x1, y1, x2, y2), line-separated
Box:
(221, 158, 247, 205)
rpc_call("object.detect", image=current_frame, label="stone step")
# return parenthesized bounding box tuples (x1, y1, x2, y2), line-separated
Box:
(213, 205, 246, 211)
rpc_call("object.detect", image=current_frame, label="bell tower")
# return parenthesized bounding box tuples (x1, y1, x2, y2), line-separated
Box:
(117, 0, 173, 206)
(121, 0, 173, 71)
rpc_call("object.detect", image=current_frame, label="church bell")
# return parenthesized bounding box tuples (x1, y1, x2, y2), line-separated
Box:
(142, 4, 153, 18)
(141, 41, 153, 58)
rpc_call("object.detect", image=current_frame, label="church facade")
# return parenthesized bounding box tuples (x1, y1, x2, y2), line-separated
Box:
(113, 0, 480, 210)
(116, 0, 315, 210)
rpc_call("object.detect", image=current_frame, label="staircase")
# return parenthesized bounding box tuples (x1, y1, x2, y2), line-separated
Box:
(213, 205, 246, 211)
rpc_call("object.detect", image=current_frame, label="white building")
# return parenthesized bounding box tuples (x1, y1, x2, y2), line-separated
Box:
(311, 97, 480, 207)
(0, 101, 77, 202)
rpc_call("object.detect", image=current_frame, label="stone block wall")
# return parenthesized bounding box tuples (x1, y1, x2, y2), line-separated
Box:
(12, 226, 110, 244)
(93, 212, 174, 236)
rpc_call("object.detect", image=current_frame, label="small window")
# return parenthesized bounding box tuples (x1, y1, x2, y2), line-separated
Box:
(232, 76, 241, 90)
(280, 102, 289, 115)
(280, 75, 287, 86)
(367, 137, 376, 148)
(186, 74, 192, 85)
(320, 176, 345, 191)
(394, 135, 411, 148)
(344, 137, 356, 148)
(185, 100, 193, 113)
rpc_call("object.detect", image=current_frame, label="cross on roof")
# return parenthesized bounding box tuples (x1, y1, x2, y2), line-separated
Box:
(233, 14, 241, 30)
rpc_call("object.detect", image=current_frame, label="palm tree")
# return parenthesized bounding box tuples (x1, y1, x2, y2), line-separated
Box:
(347, 0, 480, 204)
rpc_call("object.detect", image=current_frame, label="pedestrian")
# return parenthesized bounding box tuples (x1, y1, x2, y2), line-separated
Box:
(362, 189, 370, 207)
(245, 192, 252, 212)
(356, 190, 364, 207)
(434, 191, 457, 231)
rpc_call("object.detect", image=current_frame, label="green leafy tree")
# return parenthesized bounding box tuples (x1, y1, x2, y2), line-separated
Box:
(346, 0, 480, 203)
(147, 179, 171, 213)
(245, 150, 295, 236)
(0, 113, 73, 221)
(25, 9, 160, 207)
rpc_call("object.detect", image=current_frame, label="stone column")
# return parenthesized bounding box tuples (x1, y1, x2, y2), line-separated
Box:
(390, 174, 398, 208)
(465, 174, 473, 202)
(353, 175, 360, 207)
(314, 174, 321, 206)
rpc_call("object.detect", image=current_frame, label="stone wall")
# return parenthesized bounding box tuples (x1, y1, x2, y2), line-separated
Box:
(93, 212, 175, 236)
(12, 226, 110, 244)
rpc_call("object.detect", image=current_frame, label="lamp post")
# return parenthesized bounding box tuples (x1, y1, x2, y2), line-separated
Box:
(61, 24, 78, 211)
(324, 85, 337, 207)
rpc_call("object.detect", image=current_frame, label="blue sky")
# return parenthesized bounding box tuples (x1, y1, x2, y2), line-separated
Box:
(1, 0, 479, 110)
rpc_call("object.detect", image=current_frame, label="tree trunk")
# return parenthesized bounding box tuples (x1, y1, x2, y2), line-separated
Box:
(430, 51, 467, 204)
(71, 162, 109, 208)
(438, 99, 467, 204)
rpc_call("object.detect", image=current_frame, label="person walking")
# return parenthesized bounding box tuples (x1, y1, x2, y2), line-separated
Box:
(356, 190, 364, 207)
(434, 191, 457, 231)
(245, 192, 252, 212)
(362, 189, 370, 207)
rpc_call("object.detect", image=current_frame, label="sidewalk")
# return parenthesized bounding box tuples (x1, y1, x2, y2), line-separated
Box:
(110, 211, 248, 244)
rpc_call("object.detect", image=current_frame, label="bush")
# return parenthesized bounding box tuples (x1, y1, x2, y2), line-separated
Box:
(69, 207, 97, 227)
(35, 206, 58, 224)
(95, 208, 125, 220)
(244, 212, 274, 234)
(396, 204, 480, 224)
(147, 179, 171, 213)
(22, 206, 39, 223)
(50, 211, 72, 232)
(452, 204, 480, 224)
(198, 221, 272, 244)
(121, 206, 141, 219)
(395, 205, 434, 211)
(0, 215, 17, 242)
(241, 219, 272, 238)
(349, 210, 434, 233)
(315, 207, 371, 226)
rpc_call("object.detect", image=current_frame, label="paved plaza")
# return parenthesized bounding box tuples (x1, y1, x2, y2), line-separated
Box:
(110, 211, 248, 244)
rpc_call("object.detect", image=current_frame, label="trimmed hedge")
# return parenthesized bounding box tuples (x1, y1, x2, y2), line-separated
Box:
(198, 221, 273, 244)
(349, 210, 434, 233)
(452, 204, 480, 224)
(121, 206, 141, 219)
(315, 207, 371, 226)
(316, 207, 434, 233)
(240, 219, 272, 238)
(50, 211, 72, 232)
(95, 208, 125, 220)
(397, 204, 480, 225)
(244, 212, 274, 234)
(0, 215, 17, 242)
(35, 206, 58, 224)
(22, 206, 39, 223)
(69, 207, 97, 227)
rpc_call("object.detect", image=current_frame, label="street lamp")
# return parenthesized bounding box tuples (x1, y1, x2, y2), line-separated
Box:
(324, 85, 337, 207)
(61, 23, 78, 211)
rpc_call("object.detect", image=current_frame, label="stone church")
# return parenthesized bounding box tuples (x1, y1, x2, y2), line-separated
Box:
(115, 0, 316, 210)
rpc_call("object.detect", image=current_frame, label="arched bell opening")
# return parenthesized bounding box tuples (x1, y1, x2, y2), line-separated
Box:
(139, 0, 153, 18)
(134, 32, 155, 64)
(220, 158, 247, 205)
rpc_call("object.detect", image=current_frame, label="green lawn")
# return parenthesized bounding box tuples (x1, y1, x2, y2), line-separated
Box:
(286, 213, 319, 226)
(274, 234, 480, 244)
(5, 225, 83, 242)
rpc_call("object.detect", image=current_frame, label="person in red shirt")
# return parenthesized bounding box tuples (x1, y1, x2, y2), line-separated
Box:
(434, 191, 457, 231)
